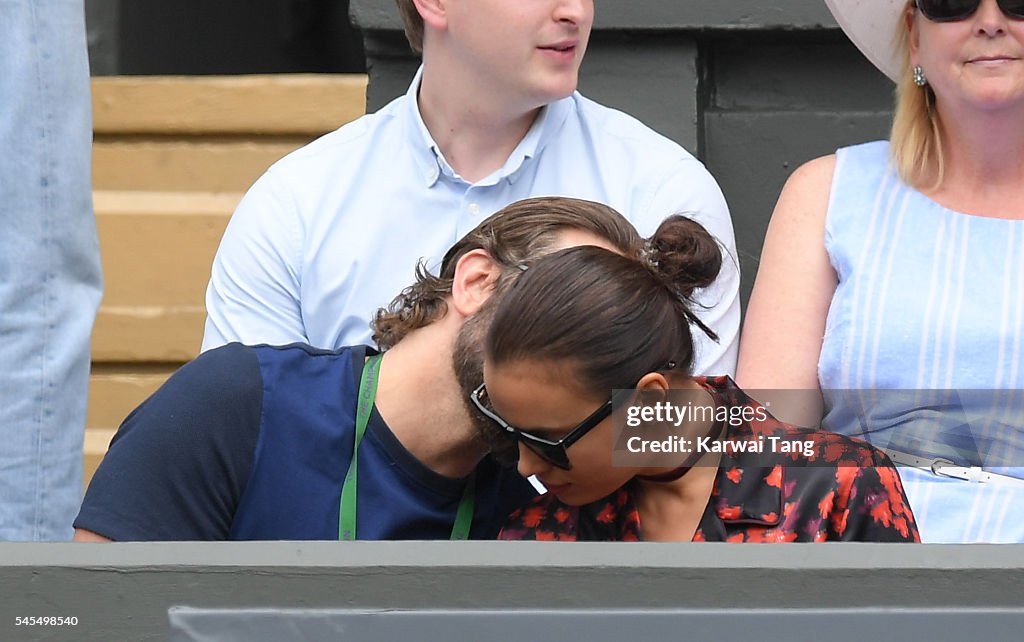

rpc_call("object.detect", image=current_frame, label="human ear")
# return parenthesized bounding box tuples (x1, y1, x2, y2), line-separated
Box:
(635, 373, 670, 394)
(905, 5, 921, 63)
(450, 249, 501, 318)
(412, 0, 447, 33)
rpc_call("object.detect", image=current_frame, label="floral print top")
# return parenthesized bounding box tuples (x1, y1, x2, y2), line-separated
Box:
(499, 376, 920, 543)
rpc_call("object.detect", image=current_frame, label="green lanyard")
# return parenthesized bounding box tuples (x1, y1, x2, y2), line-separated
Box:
(338, 352, 476, 540)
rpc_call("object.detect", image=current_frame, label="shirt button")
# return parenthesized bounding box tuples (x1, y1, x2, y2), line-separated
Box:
(468, 203, 481, 215)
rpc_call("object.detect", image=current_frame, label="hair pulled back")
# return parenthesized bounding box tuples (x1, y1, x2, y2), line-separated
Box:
(371, 197, 644, 349)
(485, 215, 721, 393)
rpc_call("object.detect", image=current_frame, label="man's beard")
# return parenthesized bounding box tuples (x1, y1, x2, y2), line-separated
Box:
(451, 301, 520, 467)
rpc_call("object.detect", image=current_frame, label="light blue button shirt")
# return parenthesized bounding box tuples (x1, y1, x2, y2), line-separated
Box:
(202, 68, 740, 375)
(819, 141, 1024, 542)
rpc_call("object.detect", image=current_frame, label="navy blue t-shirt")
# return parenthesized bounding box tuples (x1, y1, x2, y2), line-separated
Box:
(75, 343, 534, 540)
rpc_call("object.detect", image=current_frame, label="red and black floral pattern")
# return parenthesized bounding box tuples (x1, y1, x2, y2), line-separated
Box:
(499, 376, 920, 543)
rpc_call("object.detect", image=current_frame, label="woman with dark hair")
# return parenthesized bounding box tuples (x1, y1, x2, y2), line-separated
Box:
(472, 217, 919, 542)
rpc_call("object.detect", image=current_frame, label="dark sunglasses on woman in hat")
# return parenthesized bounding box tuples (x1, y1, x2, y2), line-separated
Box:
(916, 0, 1024, 22)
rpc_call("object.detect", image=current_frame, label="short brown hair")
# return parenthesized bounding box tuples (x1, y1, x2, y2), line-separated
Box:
(372, 197, 644, 349)
(394, 0, 425, 53)
(485, 216, 722, 391)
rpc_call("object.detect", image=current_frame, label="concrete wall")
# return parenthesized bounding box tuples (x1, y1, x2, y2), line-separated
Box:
(351, 0, 895, 306)
(84, 0, 119, 75)
(3, 542, 1024, 640)
(83, 0, 365, 75)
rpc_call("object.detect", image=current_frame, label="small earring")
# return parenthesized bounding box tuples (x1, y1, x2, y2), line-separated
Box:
(913, 65, 927, 87)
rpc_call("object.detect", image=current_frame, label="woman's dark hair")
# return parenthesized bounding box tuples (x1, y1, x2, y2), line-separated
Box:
(485, 215, 721, 392)
(372, 197, 644, 349)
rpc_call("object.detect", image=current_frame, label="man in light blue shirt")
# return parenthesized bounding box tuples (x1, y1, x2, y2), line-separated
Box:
(202, 0, 740, 375)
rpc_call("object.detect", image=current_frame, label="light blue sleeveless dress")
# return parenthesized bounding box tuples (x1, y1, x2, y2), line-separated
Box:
(819, 140, 1024, 543)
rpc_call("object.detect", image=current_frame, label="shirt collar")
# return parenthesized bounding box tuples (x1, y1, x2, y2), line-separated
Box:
(499, 95, 572, 186)
(403, 65, 574, 188)
(404, 67, 445, 188)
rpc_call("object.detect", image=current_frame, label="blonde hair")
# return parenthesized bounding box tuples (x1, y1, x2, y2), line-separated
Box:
(394, 0, 424, 53)
(889, 4, 945, 188)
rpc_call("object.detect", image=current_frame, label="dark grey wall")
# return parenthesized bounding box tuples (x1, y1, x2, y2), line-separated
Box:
(84, 0, 120, 75)
(3, 542, 1024, 640)
(83, 0, 365, 75)
(351, 0, 895, 307)
(706, 33, 893, 291)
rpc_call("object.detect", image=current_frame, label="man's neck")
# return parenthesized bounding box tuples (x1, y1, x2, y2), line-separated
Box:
(416, 64, 544, 184)
(371, 327, 487, 479)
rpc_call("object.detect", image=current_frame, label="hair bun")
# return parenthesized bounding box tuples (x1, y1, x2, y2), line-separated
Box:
(645, 215, 722, 298)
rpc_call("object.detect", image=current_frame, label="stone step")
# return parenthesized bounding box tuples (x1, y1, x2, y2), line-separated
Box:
(93, 139, 307, 192)
(92, 74, 367, 135)
(92, 189, 240, 362)
(84, 74, 368, 491)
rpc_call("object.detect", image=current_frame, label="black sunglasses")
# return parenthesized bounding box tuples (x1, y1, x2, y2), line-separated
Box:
(470, 383, 613, 471)
(917, 0, 1024, 22)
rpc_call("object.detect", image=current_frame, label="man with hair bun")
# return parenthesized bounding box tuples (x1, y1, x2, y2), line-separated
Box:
(74, 198, 646, 541)
(201, 0, 740, 378)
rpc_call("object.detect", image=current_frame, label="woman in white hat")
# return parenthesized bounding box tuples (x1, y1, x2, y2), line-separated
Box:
(738, 0, 1024, 542)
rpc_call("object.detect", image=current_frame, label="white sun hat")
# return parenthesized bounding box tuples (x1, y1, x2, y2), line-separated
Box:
(824, 0, 908, 82)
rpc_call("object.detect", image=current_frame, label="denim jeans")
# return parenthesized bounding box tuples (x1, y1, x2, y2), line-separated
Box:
(0, 0, 102, 540)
